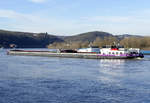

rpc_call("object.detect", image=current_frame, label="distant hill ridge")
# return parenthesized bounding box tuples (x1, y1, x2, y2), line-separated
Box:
(0, 29, 141, 48)
(0, 29, 63, 48)
(63, 31, 113, 42)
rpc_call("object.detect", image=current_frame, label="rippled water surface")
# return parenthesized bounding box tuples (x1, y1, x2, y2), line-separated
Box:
(0, 49, 150, 103)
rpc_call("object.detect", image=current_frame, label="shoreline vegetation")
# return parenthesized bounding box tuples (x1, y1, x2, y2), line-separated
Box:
(0, 29, 150, 50)
(141, 47, 150, 50)
(48, 36, 150, 50)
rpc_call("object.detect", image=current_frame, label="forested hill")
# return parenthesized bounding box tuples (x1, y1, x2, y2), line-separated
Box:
(0, 30, 63, 48)
(63, 31, 113, 42)
(0, 30, 115, 48)
(0, 29, 146, 49)
(48, 31, 149, 49)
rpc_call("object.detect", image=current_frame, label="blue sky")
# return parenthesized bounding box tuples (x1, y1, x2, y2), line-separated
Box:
(0, 0, 150, 35)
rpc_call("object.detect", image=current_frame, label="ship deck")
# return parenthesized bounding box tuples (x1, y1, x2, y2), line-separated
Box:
(7, 50, 139, 59)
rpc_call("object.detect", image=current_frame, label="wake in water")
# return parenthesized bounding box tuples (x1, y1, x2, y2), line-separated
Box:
(138, 57, 150, 61)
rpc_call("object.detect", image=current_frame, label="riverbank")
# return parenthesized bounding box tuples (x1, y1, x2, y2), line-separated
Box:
(142, 47, 150, 50)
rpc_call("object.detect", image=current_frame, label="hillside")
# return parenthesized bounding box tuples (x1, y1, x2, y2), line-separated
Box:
(63, 31, 113, 42)
(0, 30, 63, 48)
(0, 29, 146, 48)
(115, 34, 142, 40)
(48, 31, 148, 49)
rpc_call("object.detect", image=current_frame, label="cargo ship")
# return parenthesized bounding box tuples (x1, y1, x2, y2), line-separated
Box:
(7, 45, 144, 59)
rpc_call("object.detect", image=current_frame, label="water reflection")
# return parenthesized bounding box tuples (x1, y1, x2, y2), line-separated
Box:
(100, 59, 125, 68)
(98, 59, 126, 85)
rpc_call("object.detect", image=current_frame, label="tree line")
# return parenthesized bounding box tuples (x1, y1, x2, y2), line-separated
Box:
(48, 36, 150, 50)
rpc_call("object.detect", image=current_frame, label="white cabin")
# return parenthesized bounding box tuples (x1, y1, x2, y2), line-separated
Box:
(100, 45, 130, 56)
(77, 46, 100, 53)
(100, 48, 129, 55)
(129, 48, 140, 54)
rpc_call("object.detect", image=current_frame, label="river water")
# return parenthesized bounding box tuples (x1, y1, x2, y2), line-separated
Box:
(0, 49, 150, 103)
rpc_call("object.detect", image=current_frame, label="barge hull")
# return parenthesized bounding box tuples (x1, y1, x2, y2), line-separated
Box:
(7, 50, 137, 59)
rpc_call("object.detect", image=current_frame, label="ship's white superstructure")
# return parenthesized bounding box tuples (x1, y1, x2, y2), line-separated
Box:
(77, 46, 100, 53)
(77, 45, 144, 58)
